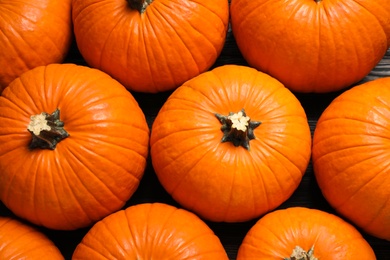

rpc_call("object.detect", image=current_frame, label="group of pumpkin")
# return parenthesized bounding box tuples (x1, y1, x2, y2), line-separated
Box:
(0, 0, 389, 259)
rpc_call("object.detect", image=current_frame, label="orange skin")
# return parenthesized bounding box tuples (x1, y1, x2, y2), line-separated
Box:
(237, 207, 376, 259)
(0, 0, 73, 91)
(72, 203, 229, 259)
(313, 77, 390, 241)
(230, 0, 390, 93)
(0, 216, 64, 259)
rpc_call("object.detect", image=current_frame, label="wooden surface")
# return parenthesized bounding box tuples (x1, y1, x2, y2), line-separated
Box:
(1, 20, 390, 260)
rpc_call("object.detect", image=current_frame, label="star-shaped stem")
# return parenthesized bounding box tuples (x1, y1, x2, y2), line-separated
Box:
(215, 109, 261, 150)
(27, 108, 69, 150)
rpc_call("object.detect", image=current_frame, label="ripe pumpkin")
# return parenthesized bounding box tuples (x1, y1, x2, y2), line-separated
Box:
(0, 0, 73, 92)
(312, 77, 390, 240)
(0, 63, 149, 230)
(0, 216, 64, 259)
(72, 202, 229, 259)
(230, 0, 390, 93)
(150, 65, 312, 222)
(71, 0, 229, 93)
(237, 207, 376, 259)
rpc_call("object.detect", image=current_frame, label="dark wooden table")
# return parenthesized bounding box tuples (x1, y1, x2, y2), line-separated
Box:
(1, 20, 390, 260)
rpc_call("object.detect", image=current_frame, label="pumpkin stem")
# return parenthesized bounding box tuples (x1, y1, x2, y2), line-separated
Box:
(284, 246, 318, 260)
(215, 109, 261, 150)
(128, 0, 153, 13)
(27, 108, 69, 150)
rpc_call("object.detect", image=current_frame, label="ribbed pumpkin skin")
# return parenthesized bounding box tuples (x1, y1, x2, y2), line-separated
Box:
(230, 0, 390, 93)
(0, 216, 64, 259)
(0, 64, 149, 230)
(71, 0, 229, 93)
(237, 207, 376, 259)
(0, 0, 72, 91)
(312, 77, 390, 241)
(72, 203, 228, 259)
(150, 65, 312, 222)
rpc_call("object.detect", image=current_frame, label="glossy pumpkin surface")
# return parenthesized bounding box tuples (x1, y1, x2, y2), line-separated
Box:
(72, 202, 228, 259)
(312, 77, 390, 241)
(0, 0, 73, 91)
(71, 0, 229, 93)
(0, 216, 64, 259)
(230, 0, 390, 93)
(150, 65, 312, 222)
(237, 207, 376, 259)
(0, 63, 149, 230)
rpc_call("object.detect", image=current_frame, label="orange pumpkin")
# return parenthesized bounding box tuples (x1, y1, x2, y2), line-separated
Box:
(72, 202, 228, 259)
(71, 0, 229, 93)
(312, 77, 390, 240)
(150, 65, 312, 222)
(0, 216, 64, 259)
(0, 0, 73, 91)
(230, 0, 390, 93)
(237, 207, 376, 259)
(0, 64, 149, 230)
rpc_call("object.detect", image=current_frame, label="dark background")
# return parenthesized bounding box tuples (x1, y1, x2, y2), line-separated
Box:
(1, 16, 390, 260)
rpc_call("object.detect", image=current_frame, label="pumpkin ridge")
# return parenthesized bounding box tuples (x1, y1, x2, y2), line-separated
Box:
(351, 0, 389, 42)
(140, 9, 178, 88)
(62, 144, 141, 201)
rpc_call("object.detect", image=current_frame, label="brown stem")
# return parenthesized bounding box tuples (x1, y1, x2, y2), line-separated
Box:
(215, 109, 261, 150)
(27, 109, 69, 150)
(284, 246, 318, 260)
(128, 0, 153, 13)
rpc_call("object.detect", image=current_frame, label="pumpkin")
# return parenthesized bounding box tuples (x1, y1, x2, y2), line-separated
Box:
(0, 216, 64, 259)
(0, 0, 73, 92)
(312, 77, 390, 240)
(150, 65, 312, 222)
(0, 63, 149, 230)
(72, 202, 228, 259)
(71, 0, 229, 93)
(236, 207, 376, 259)
(230, 0, 390, 93)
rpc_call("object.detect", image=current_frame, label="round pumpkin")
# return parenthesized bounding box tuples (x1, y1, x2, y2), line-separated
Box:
(0, 63, 149, 230)
(237, 207, 376, 259)
(71, 0, 229, 93)
(150, 65, 312, 222)
(312, 77, 390, 240)
(0, 0, 73, 91)
(230, 0, 390, 93)
(72, 202, 228, 259)
(0, 216, 64, 259)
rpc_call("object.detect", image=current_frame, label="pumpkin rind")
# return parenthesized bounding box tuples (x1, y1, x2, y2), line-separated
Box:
(312, 77, 390, 240)
(0, 0, 73, 91)
(150, 65, 312, 222)
(71, 0, 229, 93)
(237, 207, 376, 259)
(0, 216, 64, 259)
(230, 0, 390, 93)
(0, 64, 149, 230)
(72, 203, 229, 259)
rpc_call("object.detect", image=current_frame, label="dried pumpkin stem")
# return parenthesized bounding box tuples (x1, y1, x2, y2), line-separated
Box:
(27, 108, 69, 150)
(128, 0, 153, 13)
(284, 246, 318, 260)
(215, 109, 261, 150)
